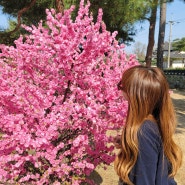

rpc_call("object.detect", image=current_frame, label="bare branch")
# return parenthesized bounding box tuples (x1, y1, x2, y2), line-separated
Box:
(55, 0, 64, 14)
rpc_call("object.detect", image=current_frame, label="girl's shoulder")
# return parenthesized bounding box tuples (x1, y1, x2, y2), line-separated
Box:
(138, 120, 162, 151)
(140, 119, 160, 135)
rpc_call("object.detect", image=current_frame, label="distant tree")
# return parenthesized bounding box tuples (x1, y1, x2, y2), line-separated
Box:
(172, 37, 185, 67)
(172, 37, 185, 52)
(90, 0, 150, 43)
(133, 41, 146, 61)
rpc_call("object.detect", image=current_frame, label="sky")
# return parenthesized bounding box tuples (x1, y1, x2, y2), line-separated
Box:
(0, 1, 185, 53)
(0, 6, 9, 30)
(125, 0, 185, 53)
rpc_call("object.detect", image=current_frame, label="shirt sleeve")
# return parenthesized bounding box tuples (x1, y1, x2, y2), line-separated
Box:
(129, 121, 162, 185)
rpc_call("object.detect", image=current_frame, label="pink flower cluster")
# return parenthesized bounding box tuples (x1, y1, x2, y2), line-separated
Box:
(0, 0, 138, 184)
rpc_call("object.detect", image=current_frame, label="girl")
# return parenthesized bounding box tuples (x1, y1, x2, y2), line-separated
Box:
(114, 65, 182, 185)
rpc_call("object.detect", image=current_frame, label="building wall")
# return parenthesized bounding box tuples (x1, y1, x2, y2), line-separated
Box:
(172, 63, 185, 68)
(163, 60, 185, 69)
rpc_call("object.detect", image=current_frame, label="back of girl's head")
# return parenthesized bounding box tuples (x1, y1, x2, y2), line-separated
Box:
(115, 65, 182, 185)
(120, 65, 170, 122)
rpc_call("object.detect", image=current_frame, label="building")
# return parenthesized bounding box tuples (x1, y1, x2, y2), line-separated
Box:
(153, 42, 185, 68)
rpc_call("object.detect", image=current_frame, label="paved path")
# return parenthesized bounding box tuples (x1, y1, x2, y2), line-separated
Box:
(90, 89, 185, 185)
(171, 90, 185, 185)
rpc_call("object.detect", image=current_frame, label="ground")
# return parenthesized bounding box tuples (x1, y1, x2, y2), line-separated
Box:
(90, 89, 185, 185)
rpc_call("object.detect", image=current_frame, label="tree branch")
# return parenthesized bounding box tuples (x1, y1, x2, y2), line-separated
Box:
(55, 0, 64, 14)
(0, 0, 37, 36)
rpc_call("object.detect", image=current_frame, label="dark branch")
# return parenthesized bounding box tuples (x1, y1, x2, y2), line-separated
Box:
(0, 0, 37, 36)
(55, 0, 64, 14)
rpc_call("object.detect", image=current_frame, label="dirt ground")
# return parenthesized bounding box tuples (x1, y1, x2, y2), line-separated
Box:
(90, 89, 185, 185)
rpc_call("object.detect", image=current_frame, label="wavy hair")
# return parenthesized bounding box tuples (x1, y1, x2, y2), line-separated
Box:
(114, 65, 182, 185)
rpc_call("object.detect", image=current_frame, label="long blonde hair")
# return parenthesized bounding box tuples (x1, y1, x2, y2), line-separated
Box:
(114, 65, 182, 185)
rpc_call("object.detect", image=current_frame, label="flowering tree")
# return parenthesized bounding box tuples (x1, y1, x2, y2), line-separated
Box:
(0, 0, 138, 184)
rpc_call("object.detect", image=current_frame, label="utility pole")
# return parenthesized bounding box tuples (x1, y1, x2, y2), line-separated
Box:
(167, 19, 179, 68)
(167, 20, 174, 68)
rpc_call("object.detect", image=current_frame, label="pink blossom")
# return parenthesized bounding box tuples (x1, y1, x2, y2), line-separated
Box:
(73, 135, 88, 147)
(0, 0, 138, 184)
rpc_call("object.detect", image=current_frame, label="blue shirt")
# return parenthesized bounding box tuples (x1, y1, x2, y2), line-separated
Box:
(119, 120, 177, 185)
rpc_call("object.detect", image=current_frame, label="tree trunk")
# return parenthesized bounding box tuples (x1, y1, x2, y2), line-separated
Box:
(145, 0, 158, 67)
(55, 0, 65, 14)
(157, 0, 167, 69)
